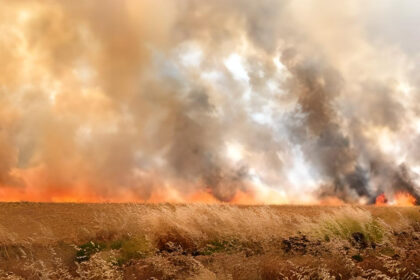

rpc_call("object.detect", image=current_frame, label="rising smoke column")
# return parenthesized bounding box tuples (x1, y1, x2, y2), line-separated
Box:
(0, 0, 419, 203)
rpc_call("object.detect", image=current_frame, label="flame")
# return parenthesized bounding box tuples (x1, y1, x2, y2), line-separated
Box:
(0, 187, 417, 206)
(375, 192, 416, 207)
(375, 193, 387, 206)
(231, 189, 259, 205)
(1, 165, 417, 205)
(394, 192, 416, 206)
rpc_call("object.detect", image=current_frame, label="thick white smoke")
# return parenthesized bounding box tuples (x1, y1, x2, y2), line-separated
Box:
(0, 0, 420, 203)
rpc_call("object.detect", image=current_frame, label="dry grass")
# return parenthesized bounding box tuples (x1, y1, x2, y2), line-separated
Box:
(304, 207, 390, 243)
(0, 203, 419, 279)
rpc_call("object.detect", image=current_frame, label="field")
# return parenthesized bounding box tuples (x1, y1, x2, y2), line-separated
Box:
(0, 203, 419, 279)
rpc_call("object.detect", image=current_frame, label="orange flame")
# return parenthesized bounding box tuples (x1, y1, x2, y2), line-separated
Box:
(375, 193, 387, 206)
(375, 192, 416, 207)
(394, 192, 416, 206)
(1, 167, 418, 205)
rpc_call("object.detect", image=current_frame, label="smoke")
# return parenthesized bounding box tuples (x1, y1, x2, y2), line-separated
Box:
(0, 0, 420, 203)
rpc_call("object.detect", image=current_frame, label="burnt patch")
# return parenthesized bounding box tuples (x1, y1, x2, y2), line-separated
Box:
(351, 232, 368, 249)
(281, 235, 324, 255)
(155, 232, 198, 255)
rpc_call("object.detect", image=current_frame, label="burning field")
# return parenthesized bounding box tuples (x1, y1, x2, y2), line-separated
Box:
(2, 0, 420, 279)
(0, 203, 419, 279)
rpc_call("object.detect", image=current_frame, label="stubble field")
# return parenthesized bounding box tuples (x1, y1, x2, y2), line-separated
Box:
(0, 203, 419, 279)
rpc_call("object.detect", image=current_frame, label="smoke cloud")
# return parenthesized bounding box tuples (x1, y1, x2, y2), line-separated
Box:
(1, 0, 420, 203)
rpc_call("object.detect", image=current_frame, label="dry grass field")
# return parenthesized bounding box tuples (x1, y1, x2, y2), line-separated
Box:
(0, 203, 418, 279)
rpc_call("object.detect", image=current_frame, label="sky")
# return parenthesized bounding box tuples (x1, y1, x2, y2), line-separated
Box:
(1, 0, 420, 204)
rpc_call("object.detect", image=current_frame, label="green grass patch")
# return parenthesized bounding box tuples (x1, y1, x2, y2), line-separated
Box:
(379, 246, 396, 257)
(116, 236, 153, 265)
(351, 254, 363, 262)
(109, 239, 124, 250)
(199, 240, 233, 255)
(310, 211, 389, 244)
(76, 241, 106, 262)
(199, 239, 244, 255)
(75, 235, 153, 264)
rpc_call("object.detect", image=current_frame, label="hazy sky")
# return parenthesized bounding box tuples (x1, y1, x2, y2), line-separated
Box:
(1, 0, 420, 203)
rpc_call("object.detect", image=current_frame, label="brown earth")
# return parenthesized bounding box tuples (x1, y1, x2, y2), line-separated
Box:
(0, 203, 419, 279)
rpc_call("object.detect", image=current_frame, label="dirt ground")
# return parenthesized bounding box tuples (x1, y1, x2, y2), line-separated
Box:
(0, 203, 418, 279)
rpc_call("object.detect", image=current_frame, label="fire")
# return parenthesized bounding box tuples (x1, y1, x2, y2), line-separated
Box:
(394, 192, 416, 206)
(375, 192, 416, 207)
(2, 165, 418, 205)
(375, 193, 387, 206)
